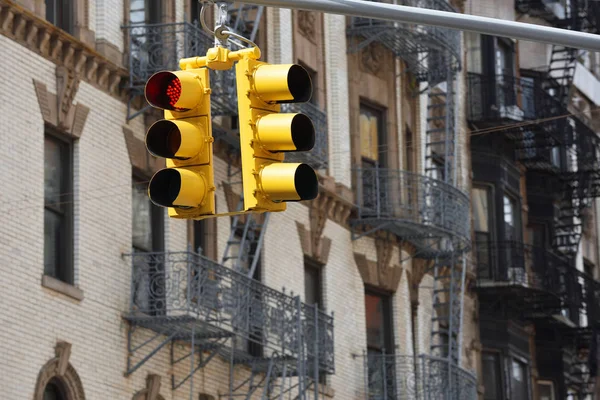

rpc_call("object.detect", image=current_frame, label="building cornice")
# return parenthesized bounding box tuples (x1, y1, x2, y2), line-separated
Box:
(0, 0, 127, 101)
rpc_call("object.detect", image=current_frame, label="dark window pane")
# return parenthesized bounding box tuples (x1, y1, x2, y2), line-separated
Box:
(132, 182, 153, 251)
(304, 264, 321, 307)
(44, 138, 66, 209)
(44, 210, 62, 278)
(44, 135, 72, 283)
(511, 359, 529, 400)
(472, 187, 490, 233)
(43, 380, 65, 400)
(194, 219, 206, 255)
(45, 0, 73, 33)
(482, 353, 501, 400)
(365, 292, 392, 352)
(538, 382, 555, 400)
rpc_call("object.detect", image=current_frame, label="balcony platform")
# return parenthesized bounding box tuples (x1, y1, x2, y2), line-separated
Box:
(346, 0, 461, 82)
(123, 251, 335, 379)
(351, 168, 471, 258)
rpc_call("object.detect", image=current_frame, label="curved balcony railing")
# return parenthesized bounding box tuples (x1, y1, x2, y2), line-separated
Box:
(124, 21, 238, 116)
(473, 240, 596, 318)
(353, 168, 471, 254)
(125, 251, 335, 374)
(282, 102, 328, 170)
(364, 353, 477, 400)
(347, 0, 461, 81)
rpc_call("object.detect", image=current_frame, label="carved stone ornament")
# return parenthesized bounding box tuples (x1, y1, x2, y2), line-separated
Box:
(354, 237, 403, 292)
(361, 42, 385, 76)
(132, 374, 164, 400)
(33, 341, 86, 400)
(297, 10, 316, 42)
(123, 126, 164, 177)
(33, 65, 89, 138)
(0, 1, 126, 98)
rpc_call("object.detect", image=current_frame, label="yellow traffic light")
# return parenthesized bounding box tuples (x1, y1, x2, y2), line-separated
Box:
(235, 58, 319, 213)
(144, 67, 215, 219)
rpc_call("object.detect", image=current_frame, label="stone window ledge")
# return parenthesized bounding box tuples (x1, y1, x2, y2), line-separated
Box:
(42, 274, 84, 301)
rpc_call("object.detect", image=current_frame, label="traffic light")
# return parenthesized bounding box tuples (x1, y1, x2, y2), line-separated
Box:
(144, 67, 215, 219)
(235, 58, 319, 213)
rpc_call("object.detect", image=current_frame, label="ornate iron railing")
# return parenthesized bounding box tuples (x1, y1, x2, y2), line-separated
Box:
(282, 102, 328, 170)
(467, 73, 524, 122)
(354, 168, 471, 252)
(472, 240, 600, 320)
(124, 21, 238, 116)
(364, 353, 477, 400)
(516, 0, 599, 32)
(125, 251, 335, 373)
(347, 0, 460, 81)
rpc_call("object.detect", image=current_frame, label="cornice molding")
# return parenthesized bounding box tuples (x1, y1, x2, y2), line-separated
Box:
(0, 0, 127, 100)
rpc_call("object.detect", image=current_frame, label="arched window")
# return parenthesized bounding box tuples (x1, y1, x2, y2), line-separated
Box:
(43, 379, 67, 400)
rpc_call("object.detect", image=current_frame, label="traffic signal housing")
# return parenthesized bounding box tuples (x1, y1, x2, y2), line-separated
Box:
(144, 67, 215, 219)
(235, 58, 319, 213)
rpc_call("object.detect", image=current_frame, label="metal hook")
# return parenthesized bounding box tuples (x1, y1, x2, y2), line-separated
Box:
(198, 0, 258, 49)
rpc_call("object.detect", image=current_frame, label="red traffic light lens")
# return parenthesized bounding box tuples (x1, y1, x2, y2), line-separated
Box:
(145, 72, 183, 110)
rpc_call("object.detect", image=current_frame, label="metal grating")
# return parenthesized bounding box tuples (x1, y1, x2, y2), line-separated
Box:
(352, 168, 471, 257)
(362, 353, 478, 400)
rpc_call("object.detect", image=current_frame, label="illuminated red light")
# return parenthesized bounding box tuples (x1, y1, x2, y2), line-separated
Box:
(145, 72, 184, 110)
(165, 78, 182, 108)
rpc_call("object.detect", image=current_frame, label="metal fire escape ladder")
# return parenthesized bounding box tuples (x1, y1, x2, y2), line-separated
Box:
(425, 63, 456, 187)
(429, 254, 464, 367)
(221, 194, 270, 278)
(225, 2, 265, 45)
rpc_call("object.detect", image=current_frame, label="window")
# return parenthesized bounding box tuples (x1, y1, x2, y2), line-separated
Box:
(510, 359, 529, 400)
(194, 220, 208, 256)
(45, 0, 74, 34)
(359, 104, 387, 214)
(365, 290, 394, 399)
(538, 381, 555, 400)
(44, 133, 73, 284)
(473, 187, 492, 278)
(304, 259, 322, 308)
(503, 194, 518, 241)
(482, 353, 502, 400)
(405, 125, 414, 172)
(132, 178, 164, 253)
(43, 379, 66, 400)
(365, 291, 393, 353)
(130, 0, 162, 24)
(360, 104, 387, 168)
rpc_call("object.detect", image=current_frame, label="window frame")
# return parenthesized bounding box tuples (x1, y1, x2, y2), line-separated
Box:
(304, 257, 323, 309)
(359, 101, 388, 169)
(45, 0, 75, 34)
(44, 129, 74, 285)
(364, 287, 394, 354)
(131, 174, 164, 253)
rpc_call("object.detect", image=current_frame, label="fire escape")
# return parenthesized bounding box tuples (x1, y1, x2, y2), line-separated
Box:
(347, 1, 476, 398)
(467, 0, 600, 397)
(122, 3, 332, 399)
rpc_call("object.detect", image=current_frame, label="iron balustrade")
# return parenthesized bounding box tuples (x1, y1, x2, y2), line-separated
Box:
(124, 21, 238, 116)
(364, 353, 477, 400)
(472, 240, 600, 319)
(516, 0, 599, 32)
(354, 168, 471, 253)
(282, 102, 329, 170)
(467, 73, 524, 122)
(347, 0, 461, 82)
(125, 251, 335, 374)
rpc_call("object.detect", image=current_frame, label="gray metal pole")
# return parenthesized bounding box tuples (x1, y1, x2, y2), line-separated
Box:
(237, 0, 600, 51)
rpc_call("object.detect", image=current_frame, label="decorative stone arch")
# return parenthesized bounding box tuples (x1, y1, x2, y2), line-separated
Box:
(33, 341, 85, 400)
